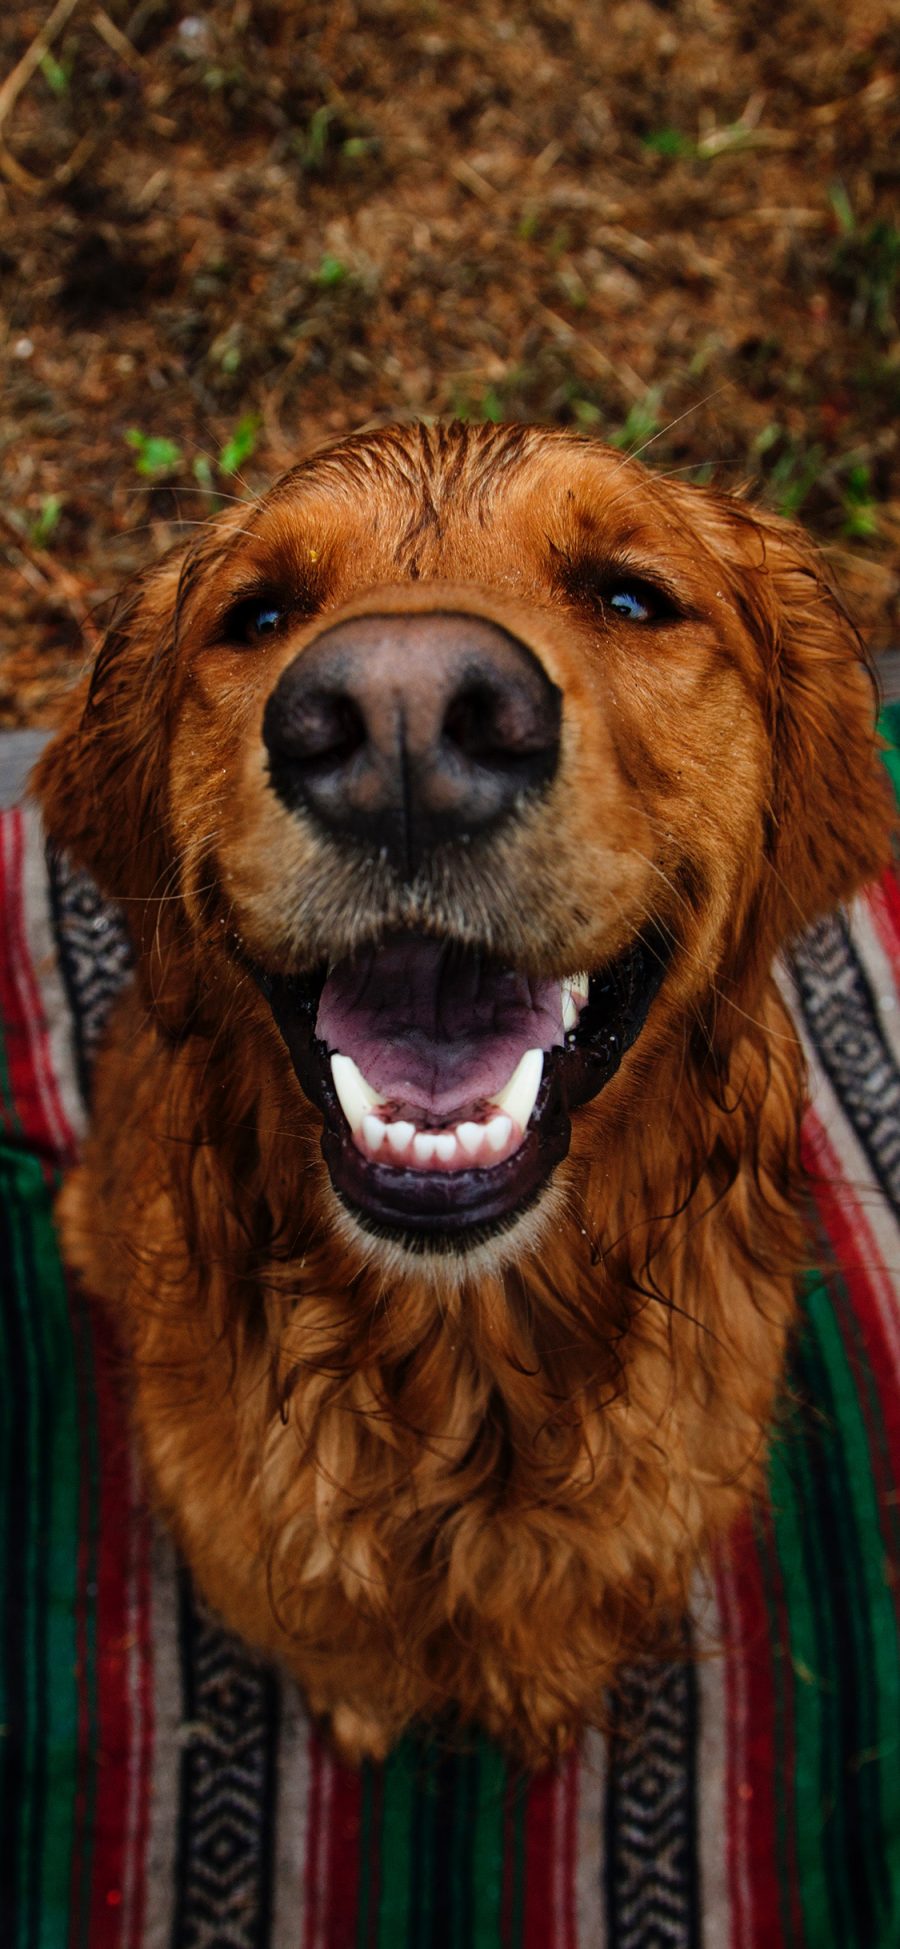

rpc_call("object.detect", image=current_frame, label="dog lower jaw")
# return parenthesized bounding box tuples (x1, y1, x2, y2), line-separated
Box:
(328, 1163, 567, 1280)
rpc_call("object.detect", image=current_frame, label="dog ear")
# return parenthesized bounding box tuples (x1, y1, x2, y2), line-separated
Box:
(33, 546, 199, 1032)
(707, 496, 892, 954)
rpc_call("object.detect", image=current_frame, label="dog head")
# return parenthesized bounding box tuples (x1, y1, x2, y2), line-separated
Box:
(36, 421, 890, 1264)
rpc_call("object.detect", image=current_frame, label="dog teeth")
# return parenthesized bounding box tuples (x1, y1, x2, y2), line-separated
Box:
(340, 1044, 546, 1174)
(492, 1047, 544, 1128)
(330, 1053, 386, 1133)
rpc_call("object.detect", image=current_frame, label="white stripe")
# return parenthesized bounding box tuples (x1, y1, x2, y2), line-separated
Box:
(778, 957, 900, 1371)
(573, 1726, 607, 1948)
(692, 1568, 733, 1949)
(271, 1682, 314, 1949)
(16, 799, 85, 1148)
(142, 1525, 184, 1949)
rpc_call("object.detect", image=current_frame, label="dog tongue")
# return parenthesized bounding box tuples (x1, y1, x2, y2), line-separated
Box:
(316, 935, 561, 1115)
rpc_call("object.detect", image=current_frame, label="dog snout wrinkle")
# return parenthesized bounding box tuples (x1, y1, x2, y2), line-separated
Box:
(262, 610, 561, 876)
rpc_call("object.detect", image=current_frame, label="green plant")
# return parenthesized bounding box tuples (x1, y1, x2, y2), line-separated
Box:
(124, 430, 183, 479)
(839, 461, 879, 540)
(571, 398, 603, 428)
(218, 414, 259, 477)
(608, 388, 664, 453)
(29, 493, 63, 549)
(39, 51, 70, 95)
(827, 184, 900, 337)
(315, 254, 349, 288)
(302, 104, 333, 170)
(643, 128, 695, 160)
(754, 423, 825, 518)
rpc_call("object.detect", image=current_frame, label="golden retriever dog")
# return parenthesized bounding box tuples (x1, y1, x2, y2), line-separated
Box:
(35, 421, 891, 1766)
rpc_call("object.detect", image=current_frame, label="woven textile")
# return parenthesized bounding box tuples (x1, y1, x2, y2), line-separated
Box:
(1, 714, 899, 1948)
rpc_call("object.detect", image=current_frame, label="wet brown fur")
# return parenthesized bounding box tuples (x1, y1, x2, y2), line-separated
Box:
(35, 422, 892, 1765)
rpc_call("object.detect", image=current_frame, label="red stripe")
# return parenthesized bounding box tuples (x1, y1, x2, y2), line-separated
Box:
(0, 811, 49, 1154)
(363, 1768, 382, 1949)
(0, 808, 72, 1164)
(324, 1757, 363, 1949)
(868, 865, 900, 964)
(560, 1747, 578, 1949)
(67, 1287, 98, 1949)
(522, 1764, 557, 1949)
(125, 1496, 153, 1949)
(85, 1304, 148, 1947)
(718, 1512, 787, 1949)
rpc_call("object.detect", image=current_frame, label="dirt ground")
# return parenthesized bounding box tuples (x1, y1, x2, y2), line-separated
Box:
(1, 0, 898, 725)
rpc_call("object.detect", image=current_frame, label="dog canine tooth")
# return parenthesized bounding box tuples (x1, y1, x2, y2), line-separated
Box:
(385, 1119, 416, 1155)
(330, 1052, 385, 1133)
(493, 1048, 543, 1129)
(561, 988, 578, 1034)
(485, 1113, 513, 1153)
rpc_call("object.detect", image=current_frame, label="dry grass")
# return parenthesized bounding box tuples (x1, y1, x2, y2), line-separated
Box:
(1, 0, 898, 722)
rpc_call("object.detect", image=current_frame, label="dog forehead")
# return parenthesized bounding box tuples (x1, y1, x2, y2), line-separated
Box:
(245, 431, 685, 589)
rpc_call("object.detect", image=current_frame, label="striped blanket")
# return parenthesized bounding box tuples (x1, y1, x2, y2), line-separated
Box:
(2, 715, 899, 1949)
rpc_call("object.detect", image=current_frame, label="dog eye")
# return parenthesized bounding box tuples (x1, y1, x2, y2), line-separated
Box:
(557, 555, 683, 625)
(223, 595, 289, 646)
(606, 581, 679, 624)
(608, 588, 654, 622)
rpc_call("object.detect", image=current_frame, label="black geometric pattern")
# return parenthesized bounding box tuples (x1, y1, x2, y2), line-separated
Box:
(604, 1655, 700, 1949)
(173, 1574, 279, 1949)
(47, 843, 133, 1106)
(790, 909, 900, 1211)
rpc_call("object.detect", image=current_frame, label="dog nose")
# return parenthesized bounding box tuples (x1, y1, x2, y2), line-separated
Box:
(262, 610, 561, 876)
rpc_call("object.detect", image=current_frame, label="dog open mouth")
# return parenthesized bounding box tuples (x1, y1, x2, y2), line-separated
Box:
(255, 928, 668, 1245)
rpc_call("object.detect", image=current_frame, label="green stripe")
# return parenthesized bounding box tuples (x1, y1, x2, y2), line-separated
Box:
(877, 700, 900, 808)
(1, 1145, 83, 1948)
(468, 1736, 506, 1948)
(770, 1271, 900, 1948)
(805, 1277, 900, 1939)
(377, 1736, 416, 1948)
(68, 1288, 100, 1949)
(374, 1733, 508, 1947)
(768, 1374, 845, 1948)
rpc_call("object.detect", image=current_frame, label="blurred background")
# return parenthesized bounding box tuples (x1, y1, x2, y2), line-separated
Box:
(1, 0, 898, 726)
